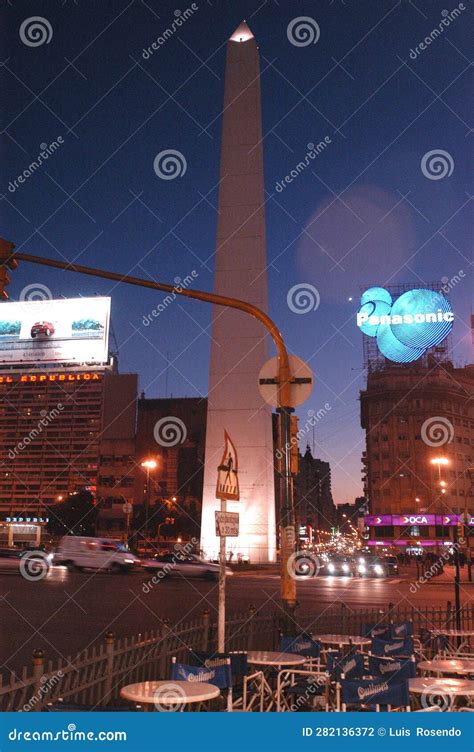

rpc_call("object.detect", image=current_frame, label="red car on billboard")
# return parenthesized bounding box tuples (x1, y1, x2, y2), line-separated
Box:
(31, 321, 55, 338)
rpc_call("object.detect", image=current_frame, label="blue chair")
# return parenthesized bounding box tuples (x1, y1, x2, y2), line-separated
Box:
(326, 651, 365, 680)
(361, 623, 391, 640)
(339, 677, 411, 712)
(279, 634, 322, 667)
(170, 658, 233, 711)
(390, 621, 413, 639)
(371, 637, 414, 657)
(368, 654, 416, 682)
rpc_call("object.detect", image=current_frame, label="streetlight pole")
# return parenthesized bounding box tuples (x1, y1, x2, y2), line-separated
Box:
(11, 251, 298, 618)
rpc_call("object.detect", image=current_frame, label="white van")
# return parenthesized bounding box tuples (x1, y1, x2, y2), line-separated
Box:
(54, 536, 139, 574)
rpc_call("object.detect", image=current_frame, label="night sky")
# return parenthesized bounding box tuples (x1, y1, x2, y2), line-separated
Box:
(1, 0, 472, 504)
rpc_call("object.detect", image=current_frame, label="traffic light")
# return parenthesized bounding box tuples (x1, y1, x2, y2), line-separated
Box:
(0, 238, 17, 301)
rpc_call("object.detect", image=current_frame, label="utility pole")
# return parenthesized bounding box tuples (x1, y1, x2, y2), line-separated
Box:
(2, 246, 301, 619)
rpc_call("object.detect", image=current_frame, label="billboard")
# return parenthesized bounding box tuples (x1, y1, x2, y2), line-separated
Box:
(357, 286, 453, 363)
(0, 297, 110, 366)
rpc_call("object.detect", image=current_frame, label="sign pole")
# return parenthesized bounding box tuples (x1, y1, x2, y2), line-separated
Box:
(218, 495, 227, 653)
(215, 431, 240, 654)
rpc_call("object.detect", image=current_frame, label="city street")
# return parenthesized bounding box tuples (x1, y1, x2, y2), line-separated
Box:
(0, 566, 470, 674)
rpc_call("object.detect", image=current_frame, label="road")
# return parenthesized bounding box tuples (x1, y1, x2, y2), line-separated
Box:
(0, 565, 468, 674)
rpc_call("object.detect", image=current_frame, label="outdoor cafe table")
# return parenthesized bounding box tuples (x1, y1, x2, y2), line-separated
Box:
(430, 628, 474, 654)
(312, 634, 371, 651)
(246, 651, 306, 711)
(120, 680, 220, 711)
(409, 677, 474, 709)
(418, 659, 474, 677)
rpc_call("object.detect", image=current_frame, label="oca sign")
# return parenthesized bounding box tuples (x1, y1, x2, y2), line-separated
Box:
(356, 287, 453, 363)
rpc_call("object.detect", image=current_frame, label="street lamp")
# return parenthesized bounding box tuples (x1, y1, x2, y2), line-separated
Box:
(141, 459, 158, 535)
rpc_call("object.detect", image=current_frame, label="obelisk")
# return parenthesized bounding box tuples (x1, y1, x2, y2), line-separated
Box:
(200, 22, 276, 563)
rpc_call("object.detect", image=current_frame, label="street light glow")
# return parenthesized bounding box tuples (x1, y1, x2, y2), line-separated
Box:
(141, 459, 157, 470)
(431, 457, 449, 466)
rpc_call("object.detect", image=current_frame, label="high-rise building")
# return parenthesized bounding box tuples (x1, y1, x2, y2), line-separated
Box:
(200, 22, 276, 562)
(0, 296, 137, 546)
(293, 446, 336, 536)
(360, 361, 474, 550)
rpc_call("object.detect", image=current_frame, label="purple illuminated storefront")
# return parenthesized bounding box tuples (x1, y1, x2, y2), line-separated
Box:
(363, 513, 473, 551)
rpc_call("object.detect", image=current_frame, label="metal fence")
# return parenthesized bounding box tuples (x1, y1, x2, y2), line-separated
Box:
(1, 601, 473, 711)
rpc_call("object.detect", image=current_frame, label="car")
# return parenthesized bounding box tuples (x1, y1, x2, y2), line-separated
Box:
(54, 536, 140, 573)
(31, 321, 55, 338)
(383, 555, 399, 575)
(355, 555, 387, 577)
(142, 553, 233, 580)
(323, 555, 354, 577)
(0, 547, 52, 574)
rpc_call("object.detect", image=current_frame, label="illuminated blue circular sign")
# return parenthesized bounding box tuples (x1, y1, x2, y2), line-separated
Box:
(357, 287, 453, 363)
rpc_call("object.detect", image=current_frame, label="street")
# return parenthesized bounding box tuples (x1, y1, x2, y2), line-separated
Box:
(0, 565, 469, 674)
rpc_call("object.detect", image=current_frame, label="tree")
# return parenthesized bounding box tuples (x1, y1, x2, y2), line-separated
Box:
(46, 490, 98, 537)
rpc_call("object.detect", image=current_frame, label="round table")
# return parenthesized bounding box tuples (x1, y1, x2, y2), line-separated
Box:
(409, 677, 474, 710)
(313, 634, 371, 649)
(430, 628, 474, 655)
(247, 651, 306, 711)
(430, 629, 474, 637)
(247, 651, 306, 667)
(418, 659, 474, 676)
(120, 680, 220, 710)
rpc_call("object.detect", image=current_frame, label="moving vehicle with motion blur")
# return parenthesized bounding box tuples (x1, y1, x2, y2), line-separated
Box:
(355, 554, 387, 578)
(383, 555, 399, 575)
(54, 536, 139, 573)
(142, 553, 233, 580)
(322, 554, 355, 577)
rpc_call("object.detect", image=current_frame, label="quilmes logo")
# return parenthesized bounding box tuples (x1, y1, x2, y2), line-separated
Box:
(356, 286, 453, 363)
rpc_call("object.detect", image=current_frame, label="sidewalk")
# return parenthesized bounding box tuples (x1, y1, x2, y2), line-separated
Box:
(401, 563, 474, 585)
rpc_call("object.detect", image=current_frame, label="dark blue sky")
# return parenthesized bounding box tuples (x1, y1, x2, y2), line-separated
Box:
(1, 0, 472, 503)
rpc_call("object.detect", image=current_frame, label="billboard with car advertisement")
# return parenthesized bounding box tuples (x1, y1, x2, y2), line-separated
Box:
(0, 297, 110, 365)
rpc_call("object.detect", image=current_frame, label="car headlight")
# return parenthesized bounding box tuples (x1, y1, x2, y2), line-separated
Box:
(124, 559, 135, 564)
(328, 563, 335, 573)
(358, 564, 366, 573)
(374, 565, 383, 575)
(342, 564, 349, 573)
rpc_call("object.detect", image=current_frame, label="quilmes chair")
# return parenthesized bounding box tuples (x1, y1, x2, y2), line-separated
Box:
(328, 652, 366, 712)
(279, 634, 323, 669)
(390, 620, 414, 639)
(361, 623, 391, 640)
(339, 676, 411, 712)
(187, 650, 264, 712)
(371, 637, 414, 658)
(368, 654, 417, 682)
(170, 657, 233, 711)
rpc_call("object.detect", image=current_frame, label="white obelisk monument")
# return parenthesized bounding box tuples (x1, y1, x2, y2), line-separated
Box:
(200, 21, 276, 563)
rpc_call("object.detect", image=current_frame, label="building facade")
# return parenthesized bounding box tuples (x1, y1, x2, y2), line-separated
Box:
(293, 445, 336, 544)
(360, 361, 474, 551)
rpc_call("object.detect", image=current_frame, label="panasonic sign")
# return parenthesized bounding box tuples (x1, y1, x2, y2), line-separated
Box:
(356, 286, 454, 363)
